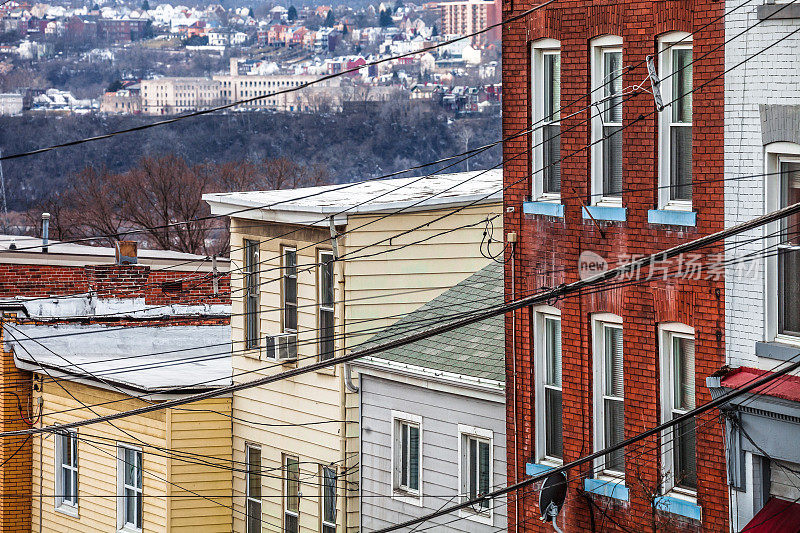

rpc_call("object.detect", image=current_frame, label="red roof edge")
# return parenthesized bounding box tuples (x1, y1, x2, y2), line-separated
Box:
(720, 366, 800, 404)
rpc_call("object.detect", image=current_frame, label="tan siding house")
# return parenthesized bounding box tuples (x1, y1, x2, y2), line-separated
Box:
(204, 169, 502, 532)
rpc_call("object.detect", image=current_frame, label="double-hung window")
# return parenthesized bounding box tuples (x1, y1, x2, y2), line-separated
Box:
(658, 34, 693, 209)
(246, 444, 262, 533)
(321, 466, 337, 533)
(660, 325, 697, 493)
(778, 160, 800, 337)
(591, 37, 623, 204)
(458, 425, 492, 518)
(244, 239, 260, 349)
(283, 248, 298, 333)
(535, 309, 563, 462)
(531, 40, 561, 200)
(593, 316, 624, 477)
(392, 412, 421, 499)
(117, 445, 142, 532)
(55, 430, 78, 512)
(284, 455, 300, 533)
(319, 251, 335, 361)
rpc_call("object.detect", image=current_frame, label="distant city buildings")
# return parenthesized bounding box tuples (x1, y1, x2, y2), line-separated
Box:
(439, 0, 500, 47)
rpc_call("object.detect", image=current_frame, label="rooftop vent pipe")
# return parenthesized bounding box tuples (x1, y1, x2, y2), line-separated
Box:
(41, 212, 50, 253)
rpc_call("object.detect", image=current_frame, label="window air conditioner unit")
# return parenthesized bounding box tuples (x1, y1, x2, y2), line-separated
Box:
(265, 333, 297, 361)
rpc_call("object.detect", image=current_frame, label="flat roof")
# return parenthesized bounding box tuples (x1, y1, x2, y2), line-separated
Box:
(0, 235, 228, 272)
(7, 323, 232, 399)
(203, 169, 502, 226)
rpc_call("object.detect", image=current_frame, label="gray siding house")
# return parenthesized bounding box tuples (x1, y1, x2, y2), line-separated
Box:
(352, 263, 506, 532)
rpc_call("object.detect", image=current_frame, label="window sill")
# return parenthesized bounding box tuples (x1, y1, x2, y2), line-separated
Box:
(55, 503, 79, 518)
(526, 461, 560, 477)
(457, 507, 493, 525)
(392, 490, 423, 507)
(583, 477, 629, 501)
(582, 205, 626, 222)
(523, 201, 564, 218)
(757, 3, 800, 20)
(118, 526, 142, 533)
(654, 493, 702, 521)
(756, 340, 800, 361)
(647, 209, 697, 227)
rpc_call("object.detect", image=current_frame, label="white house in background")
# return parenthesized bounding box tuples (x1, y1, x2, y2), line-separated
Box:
(709, 2, 800, 530)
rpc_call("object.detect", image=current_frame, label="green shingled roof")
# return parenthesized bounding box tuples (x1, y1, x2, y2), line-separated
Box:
(352, 261, 505, 382)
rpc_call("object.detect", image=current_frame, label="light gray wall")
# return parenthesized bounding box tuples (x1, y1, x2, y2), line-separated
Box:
(359, 374, 507, 532)
(724, 0, 800, 367)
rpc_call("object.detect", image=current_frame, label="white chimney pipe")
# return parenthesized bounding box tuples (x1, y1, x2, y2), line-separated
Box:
(41, 212, 50, 253)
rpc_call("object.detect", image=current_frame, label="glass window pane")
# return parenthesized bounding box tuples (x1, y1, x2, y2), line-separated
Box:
(673, 337, 696, 411)
(248, 447, 261, 499)
(469, 438, 477, 499)
(63, 466, 72, 498)
(409, 425, 420, 491)
(285, 513, 298, 533)
(321, 255, 334, 307)
(603, 125, 623, 196)
(780, 248, 800, 335)
(401, 424, 408, 487)
(286, 457, 300, 513)
(544, 53, 560, 122)
(323, 467, 336, 523)
(247, 500, 262, 533)
(545, 318, 561, 387)
(604, 326, 624, 397)
(604, 398, 625, 473)
(603, 51, 623, 124)
(478, 440, 490, 498)
(780, 162, 800, 245)
(545, 388, 563, 459)
(136, 451, 142, 489)
(320, 309, 334, 360)
(543, 124, 561, 193)
(671, 49, 693, 124)
(285, 277, 297, 305)
(670, 126, 692, 200)
(673, 418, 697, 490)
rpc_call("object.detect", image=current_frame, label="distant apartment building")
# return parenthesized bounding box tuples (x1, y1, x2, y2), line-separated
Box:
(213, 73, 341, 112)
(97, 18, 149, 43)
(100, 87, 141, 114)
(0, 93, 23, 115)
(439, 0, 499, 47)
(140, 77, 221, 115)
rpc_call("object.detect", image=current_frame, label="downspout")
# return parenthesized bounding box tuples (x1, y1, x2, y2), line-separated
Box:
(336, 233, 351, 532)
(38, 381, 43, 533)
(509, 237, 519, 533)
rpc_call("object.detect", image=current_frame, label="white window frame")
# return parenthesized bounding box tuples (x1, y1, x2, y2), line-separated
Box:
(243, 238, 260, 351)
(390, 410, 423, 506)
(531, 38, 562, 202)
(116, 444, 143, 533)
(245, 443, 262, 533)
(54, 429, 79, 516)
(283, 454, 300, 533)
(658, 323, 698, 498)
(282, 246, 298, 334)
(765, 143, 800, 345)
(657, 32, 693, 211)
(590, 36, 624, 206)
(533, 306, 563, 465)
(318, 250, 335, 361)
(591, 313, 625, 479)
(320, 465, 337, 533)
(457, 424, 494, 525)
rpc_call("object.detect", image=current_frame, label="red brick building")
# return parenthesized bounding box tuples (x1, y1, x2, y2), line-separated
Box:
(0, 237, 229, 532)
(502, 0, 727, 531)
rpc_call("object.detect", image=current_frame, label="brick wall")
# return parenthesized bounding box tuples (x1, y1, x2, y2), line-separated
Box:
(502, 0, 727, 531)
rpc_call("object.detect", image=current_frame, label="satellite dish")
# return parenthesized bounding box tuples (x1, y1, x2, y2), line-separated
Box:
(539, 471, 567, 530)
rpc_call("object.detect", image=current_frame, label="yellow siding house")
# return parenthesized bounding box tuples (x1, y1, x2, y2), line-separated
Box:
(204, 169, 503, 532)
